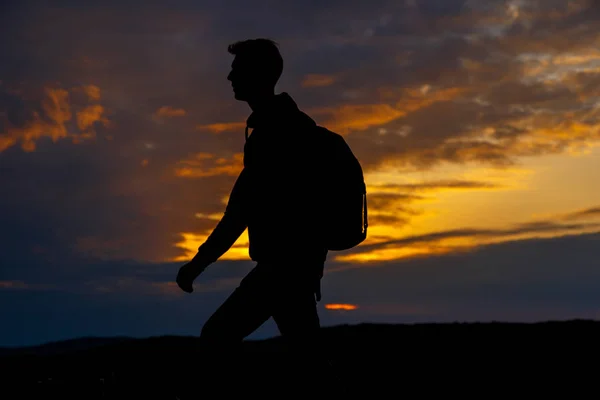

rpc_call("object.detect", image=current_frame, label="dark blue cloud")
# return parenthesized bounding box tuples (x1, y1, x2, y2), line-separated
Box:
(324, 231, 600, 314)
(2, 231, 600, 346)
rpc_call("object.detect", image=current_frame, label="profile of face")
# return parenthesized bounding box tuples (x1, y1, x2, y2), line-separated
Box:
(227, 56, 266, 102)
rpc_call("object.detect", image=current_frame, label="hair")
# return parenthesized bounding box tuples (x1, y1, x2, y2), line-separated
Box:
(228, 38, 284, 86)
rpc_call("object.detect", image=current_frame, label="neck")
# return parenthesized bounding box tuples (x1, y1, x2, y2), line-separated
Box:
(247, 90, 276, 112)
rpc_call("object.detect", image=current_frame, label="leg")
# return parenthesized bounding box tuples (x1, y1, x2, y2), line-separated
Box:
(200, 265, 272, 347)
(268, 261, 322, 352)
(270, 267, 343, 395)
(271, 285, 320, 349)
(179, 266, 272, 397)
(270, 277, 329, 391)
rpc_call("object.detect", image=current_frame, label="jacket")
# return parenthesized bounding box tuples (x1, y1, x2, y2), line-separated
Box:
(196, 92, 329, 270)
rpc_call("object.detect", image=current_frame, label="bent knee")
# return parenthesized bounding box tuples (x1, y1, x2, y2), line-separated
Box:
(199, 320, 243, 350)
(199, 320, 224, 343)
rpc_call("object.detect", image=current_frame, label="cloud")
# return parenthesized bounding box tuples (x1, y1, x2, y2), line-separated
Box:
(337, 220, 600, 264)
(325, 303, 358, 310)
(0, 253, 254, 296)
(322, 230, 600, 323)
(81, 84, 101, 101)
(2, 230, 600, 346)
(570, 207, 600, 219)
(174, 152, 243, 178)
(196, 122, 247, 134)
(314, 104, 406, 135)
(364, 191, 425, 228)
(302, 74, 336, 88)
(0, 84, 110, 152)
(154, 106, 187, 118)
(2, 0, 600, 298)
(372, 180, 501, 191)
(559, 206, 600, 221)
(6, 0, 599, 172)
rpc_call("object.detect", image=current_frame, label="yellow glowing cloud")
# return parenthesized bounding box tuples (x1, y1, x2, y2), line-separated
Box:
(174, 152, 243, 178)
(173, 230, 250, 262)
(334, 223, 600, 265)
(333, 138, 600, 265)
(335, 233, 482, 264)
(195, 212, 224, 221)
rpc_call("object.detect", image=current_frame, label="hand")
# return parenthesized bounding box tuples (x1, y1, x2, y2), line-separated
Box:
(176, 257, 208, 293)
(313, 277, 322, 302)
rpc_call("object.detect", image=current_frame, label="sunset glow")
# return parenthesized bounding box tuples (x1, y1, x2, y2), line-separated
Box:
(3, 0, 600, 346)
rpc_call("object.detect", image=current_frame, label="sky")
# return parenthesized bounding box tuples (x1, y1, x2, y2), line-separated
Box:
(1, 0, 600, 347)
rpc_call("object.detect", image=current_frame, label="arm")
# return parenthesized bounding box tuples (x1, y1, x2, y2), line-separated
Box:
(193, 168, 249, 265)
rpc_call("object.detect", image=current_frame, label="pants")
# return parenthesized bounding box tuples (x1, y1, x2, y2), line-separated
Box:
(191, 262, 337, 395)
(201, 262, 320, 344)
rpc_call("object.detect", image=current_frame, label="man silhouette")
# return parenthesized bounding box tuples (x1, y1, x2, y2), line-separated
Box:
(175, 39, 336, 393)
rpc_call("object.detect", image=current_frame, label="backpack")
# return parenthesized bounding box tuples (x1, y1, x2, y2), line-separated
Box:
(316, 126, 368, 251)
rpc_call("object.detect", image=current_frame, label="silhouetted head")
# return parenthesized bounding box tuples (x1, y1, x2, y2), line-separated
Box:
(227, 39, 283, 102)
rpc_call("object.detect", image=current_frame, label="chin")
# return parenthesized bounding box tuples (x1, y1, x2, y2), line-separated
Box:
(233, 92, 248, 101)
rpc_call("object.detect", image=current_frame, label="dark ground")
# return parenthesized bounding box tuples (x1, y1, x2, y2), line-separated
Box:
(1, 320, 598, 398)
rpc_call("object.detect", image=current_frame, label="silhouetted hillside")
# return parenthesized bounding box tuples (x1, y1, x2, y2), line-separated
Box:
(0, 336, 134, 357)
(2, 321, 598, 398)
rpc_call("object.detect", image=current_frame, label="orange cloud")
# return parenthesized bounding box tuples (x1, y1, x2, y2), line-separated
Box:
(311, 86, 466, 135)
(155, 106, 186, 118)
(82, 84, 101, 101)
(174, 152, 243, 178)
(302, 74, 336, 87)
(0, 136, 17, 151)
(317, 104, 405, 134)
(0, 85, 110, 152)
(196, 122, 246, 134)
(77, 104, 109, 134)
(201, 101, 405, 136)
(190, 86, 464, 142)
(325, 303, 358, 310)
